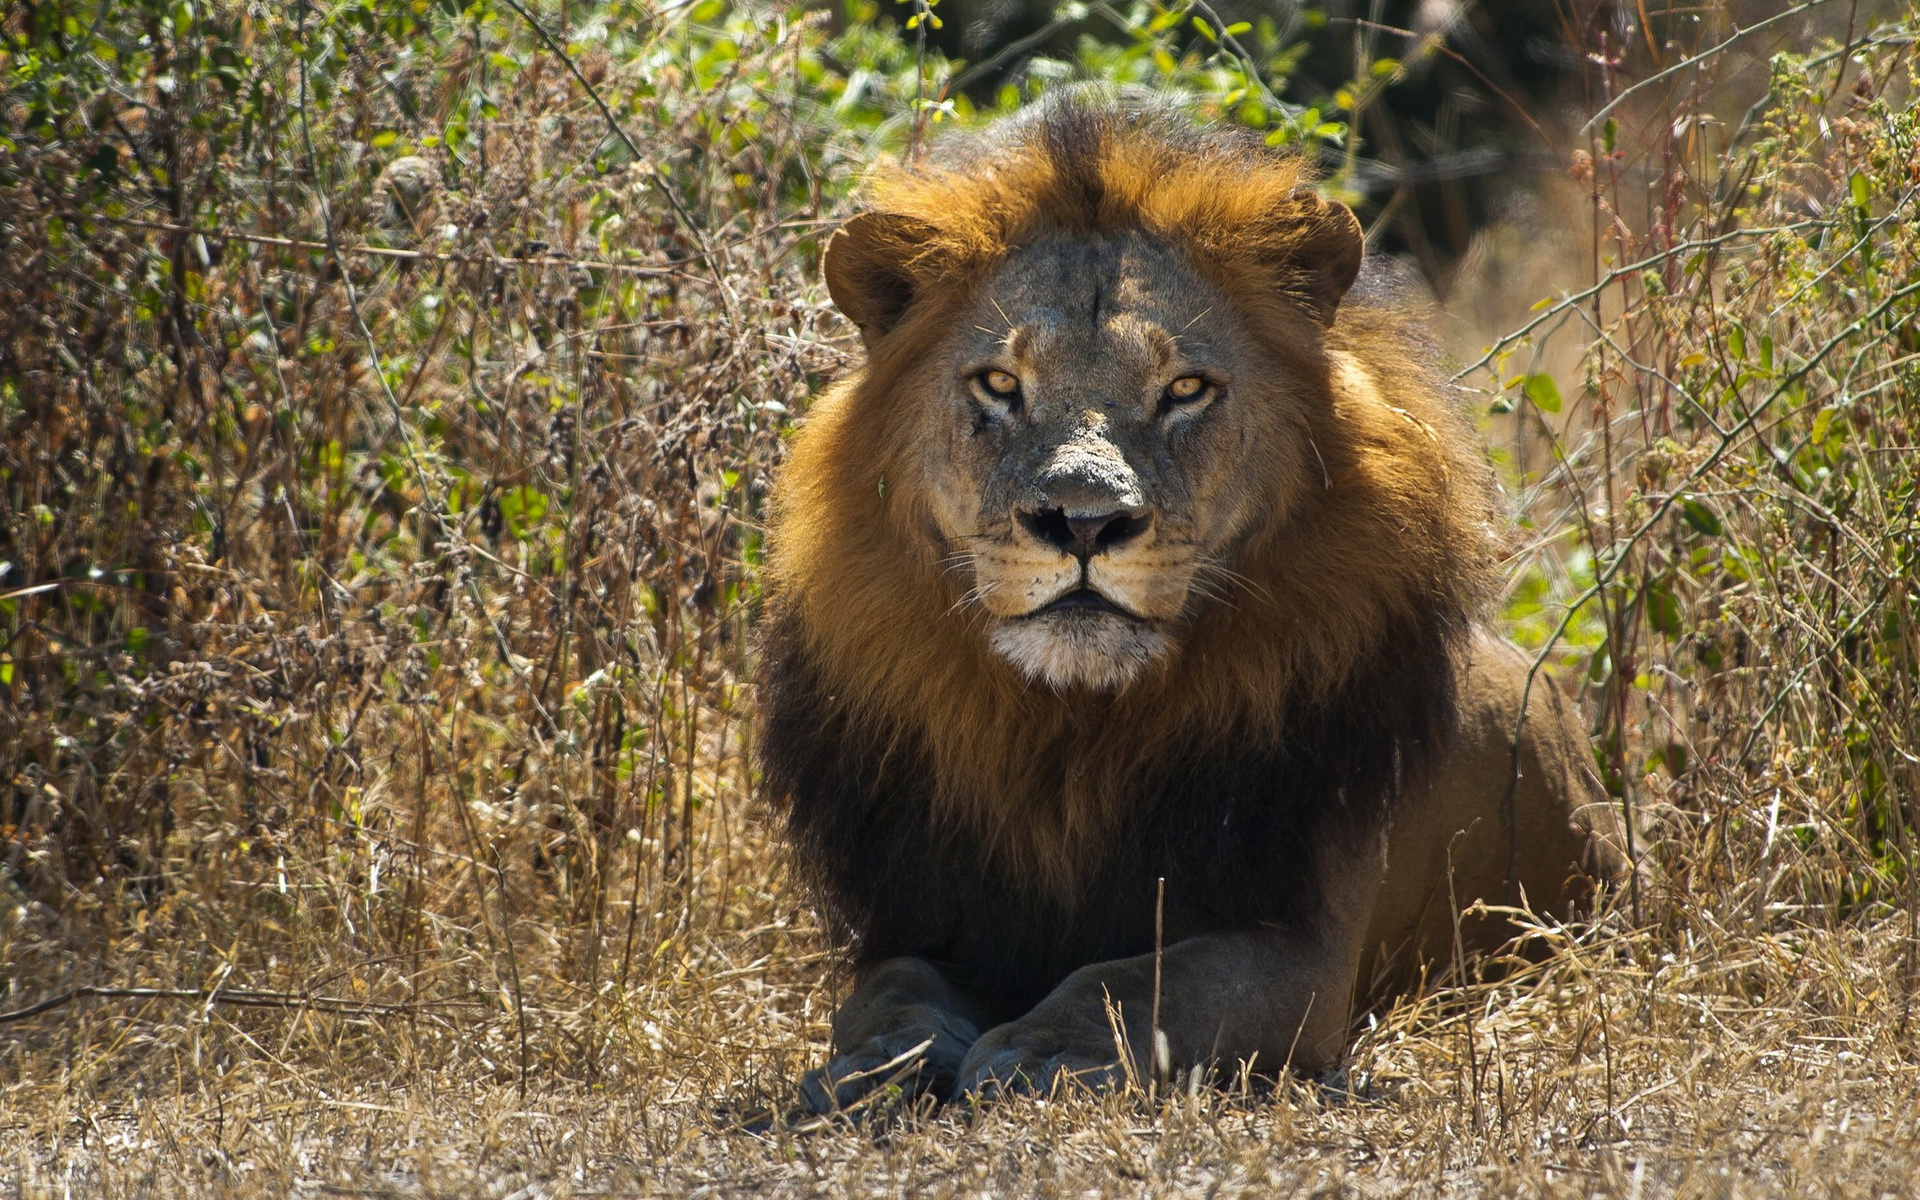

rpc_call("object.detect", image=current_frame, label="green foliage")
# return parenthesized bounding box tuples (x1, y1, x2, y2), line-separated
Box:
(1013, 3, 1350, 151)
(1484, 21, 1920, 914)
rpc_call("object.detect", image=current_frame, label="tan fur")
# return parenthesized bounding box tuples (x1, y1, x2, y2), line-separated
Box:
(768, 96, 1627, 1103)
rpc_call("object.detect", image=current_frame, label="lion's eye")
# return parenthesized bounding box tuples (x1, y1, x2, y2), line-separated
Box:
(979, 370, 1021, 398)
(1163, 375, 1212, 409)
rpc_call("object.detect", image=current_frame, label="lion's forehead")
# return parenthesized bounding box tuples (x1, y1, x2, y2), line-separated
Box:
(975, 232, 1227, 369)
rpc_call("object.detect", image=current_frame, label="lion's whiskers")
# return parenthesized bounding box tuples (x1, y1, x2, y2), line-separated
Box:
(988, 297, 1018, 339)
(1184, 574, 1239, 611)
(946, 578, 999, 619)
(939, 550, 981, 587)
(1193, 558, 1274, 609)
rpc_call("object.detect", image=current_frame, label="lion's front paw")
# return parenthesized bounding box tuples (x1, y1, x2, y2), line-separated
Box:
(953, 1020, 1128, 1101)
(800, 1019, 977, 1114)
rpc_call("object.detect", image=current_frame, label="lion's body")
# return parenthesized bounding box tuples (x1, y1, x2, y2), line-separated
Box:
(1363, 635, 1624, 1001)
(759, 92, 1626, 1104)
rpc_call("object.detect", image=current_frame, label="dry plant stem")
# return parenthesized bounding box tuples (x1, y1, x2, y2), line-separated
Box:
(1581, 0, 1844, 134)
(496, 0, 739, 326)
(1149, 875, 1165, 1100)
(0, 986, 482, 1026)
(1592, 82, 1640, 926)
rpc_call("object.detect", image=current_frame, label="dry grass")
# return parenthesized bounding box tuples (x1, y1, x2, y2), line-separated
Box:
(4, 2, 1920, 1195)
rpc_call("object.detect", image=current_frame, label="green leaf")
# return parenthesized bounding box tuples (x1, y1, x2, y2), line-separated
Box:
(1850, 171, 1871, 210)
(1523, 373, 1562, 414)
(497, 485, 550, 540)
(1679, 497, 1723, 537)
(1811, 408, 1832, 444)
(1645, 580, 1682, 636)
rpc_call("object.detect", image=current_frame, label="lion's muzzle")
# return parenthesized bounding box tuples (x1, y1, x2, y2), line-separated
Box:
(1015, 505, 1152, 562)
(966, 427, 1197, 689)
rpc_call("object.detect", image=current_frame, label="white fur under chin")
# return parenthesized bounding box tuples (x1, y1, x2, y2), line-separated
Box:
(988, 614, 1171, 691)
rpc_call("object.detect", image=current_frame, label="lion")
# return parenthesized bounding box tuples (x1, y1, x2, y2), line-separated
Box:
(757, 91, 1628, 1110)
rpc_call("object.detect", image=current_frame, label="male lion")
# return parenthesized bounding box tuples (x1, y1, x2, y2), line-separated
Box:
(759, 92, 1626, 1109)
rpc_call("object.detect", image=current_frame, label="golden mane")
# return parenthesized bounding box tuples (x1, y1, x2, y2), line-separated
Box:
(763, 98, 1498, 892)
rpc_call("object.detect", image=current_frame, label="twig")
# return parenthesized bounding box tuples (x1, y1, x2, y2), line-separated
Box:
(99, 216, 709, 279)
(1580, 0, 1841, 134)
(0, 986, 483, 1027)
(497, 0, 739, 327)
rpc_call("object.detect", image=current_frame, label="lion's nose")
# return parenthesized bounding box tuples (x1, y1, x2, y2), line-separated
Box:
(1018, 506, 1152, 559)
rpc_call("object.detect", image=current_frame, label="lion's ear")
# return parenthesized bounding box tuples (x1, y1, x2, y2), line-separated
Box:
(823, 212, 941, 347)
(1281, 193, 1364, 326)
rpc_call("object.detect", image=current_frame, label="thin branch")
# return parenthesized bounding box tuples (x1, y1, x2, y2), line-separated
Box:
(1580, 0, 1843, 135)
(100, 216, 710, 280)
(496, 0, 739, 327)
(1452, 219, 1832, 386)
(0, 986, 483, 1027)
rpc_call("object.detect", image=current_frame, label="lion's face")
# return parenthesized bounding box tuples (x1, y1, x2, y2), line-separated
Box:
(812, 112, 1367, 695)
(907, 231, 1321, 691)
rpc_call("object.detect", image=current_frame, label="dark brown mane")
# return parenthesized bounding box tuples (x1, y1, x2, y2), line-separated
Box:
(757, 91, 1499, 1013)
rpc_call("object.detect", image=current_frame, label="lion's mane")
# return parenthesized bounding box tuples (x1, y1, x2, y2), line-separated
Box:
(758, 95, 1500, 1016)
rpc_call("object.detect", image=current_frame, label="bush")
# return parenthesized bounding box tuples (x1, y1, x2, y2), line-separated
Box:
(1479, 32, 1920, 930)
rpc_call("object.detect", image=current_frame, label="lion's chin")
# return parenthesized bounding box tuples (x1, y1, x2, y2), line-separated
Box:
(988, 612, 1171, 692)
